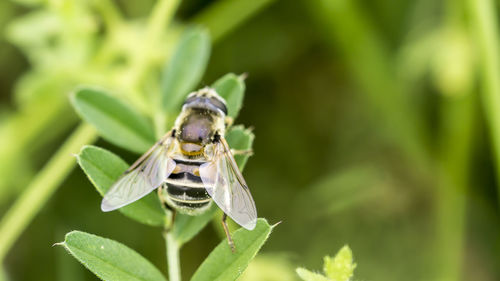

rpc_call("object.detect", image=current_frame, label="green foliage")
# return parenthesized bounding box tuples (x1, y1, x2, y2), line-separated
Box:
(172, 204, 218, 246)
(226, 126, 254, 170)
(191, 219, 273, 281)
(161, 27, 211, 115)
(76, 145, 165, 226)
(296, 269, 330, 281)
(297, 246, 356, 281)
(0, 0, 288, 280)
(71, 87, 155, 153)
(323, 246, 356, 281)
(238, 254, 299, 281)
(4, 0, 500, 280)
(57, 231, 167, 281)
(212, 73, 246, 119)
(64, 21, 265, 280)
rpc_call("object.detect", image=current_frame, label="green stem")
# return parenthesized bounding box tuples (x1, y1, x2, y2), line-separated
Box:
(304, 0, 428, 173)
(432, 2, 473, 280)
(468, 0, 500, 202)
(92, 0, 123, 28)
(0, 100, 76, 203)
(434, 94, 474, 281)
(146, 0, 180, 44)
(164, 231, 181, 281)
(0, 123, 97, 261)
(128, 0, 181, 89)
(193, 0, 276, 43)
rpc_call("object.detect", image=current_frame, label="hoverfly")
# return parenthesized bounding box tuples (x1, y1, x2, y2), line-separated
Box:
(101, 87, 257, 251)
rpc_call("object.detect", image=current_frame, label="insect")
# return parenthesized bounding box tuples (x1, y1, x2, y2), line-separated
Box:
(100, 87, 257, 251)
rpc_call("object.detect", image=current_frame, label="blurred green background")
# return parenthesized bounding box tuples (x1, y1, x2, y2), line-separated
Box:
(0, 0, 499, 280)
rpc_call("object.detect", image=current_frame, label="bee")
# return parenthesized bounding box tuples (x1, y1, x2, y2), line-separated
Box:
(100, 87, 257, 251)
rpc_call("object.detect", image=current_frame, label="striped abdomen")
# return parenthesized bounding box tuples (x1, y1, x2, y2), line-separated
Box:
(163, 159, 212, 215)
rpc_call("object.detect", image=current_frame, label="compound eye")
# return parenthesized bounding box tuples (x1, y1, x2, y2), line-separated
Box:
(184, 95, 198, 105)
(209, 97, 228, 115)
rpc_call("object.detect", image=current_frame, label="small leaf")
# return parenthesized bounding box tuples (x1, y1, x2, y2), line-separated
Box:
(296, 268, 330, 281)
(77, 145, 166, 226)
(226, 125, 254, 170)
(173, 204, 218, 245)
(161, 27, 211, 114)
(58, 231, 167, 281)
(323, 246, 356, 281)
(296, 246, 357, 281)
(71, 87, 156, 153)
(212, 73, 245, 119)
(191, 218, 273, 281)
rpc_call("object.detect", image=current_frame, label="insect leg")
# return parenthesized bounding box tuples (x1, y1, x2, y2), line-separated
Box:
(225, 116, 234, 128)
(221, 213, 236, 252)
(231, 149, 253, 156)
(166, 209, 177, 231)
(157, 185, 167, 206)
(157, 186, 177, 230)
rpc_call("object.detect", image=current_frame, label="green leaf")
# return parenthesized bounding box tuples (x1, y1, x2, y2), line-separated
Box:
(212, 73, 246, 119)
(58, 231, 167, 281)
(76, 145, 166, 226)
(173, 204, 218, 245)
(226, 125, 254, 170)
(191, 218, 273, 281)
(71, 87, 156, 154)
(323, 246, 356, 281)
(296, 246, 356, 281)
(161, 27, 211, 114)
(296, 268, 330, 281)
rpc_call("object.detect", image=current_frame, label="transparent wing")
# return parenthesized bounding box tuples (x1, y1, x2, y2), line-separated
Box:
(101, 137, 176, 212)
(199, 139, 257, 230)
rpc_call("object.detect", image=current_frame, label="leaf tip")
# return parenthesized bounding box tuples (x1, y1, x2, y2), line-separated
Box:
(69, 85, 93, 102)
(239, 72, 249, 81)
(271, 220, 283, 228)
(52, 241, 65, 247)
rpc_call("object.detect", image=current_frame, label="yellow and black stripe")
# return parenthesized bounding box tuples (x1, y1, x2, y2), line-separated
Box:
(163, 159, 212, 215)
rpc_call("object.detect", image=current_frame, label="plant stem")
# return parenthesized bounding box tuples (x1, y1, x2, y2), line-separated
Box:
(193, 0, 276, 43)
(164, 231, 181, 281)
(0, 100, 76, 203)
(468, 0, 500, 202)
(434, 94, 474, 281)
(128, 0, 181, 90)
(305, 0, 429, 173)
(0, 123, 97, 261)
(92, 0, 123, 28)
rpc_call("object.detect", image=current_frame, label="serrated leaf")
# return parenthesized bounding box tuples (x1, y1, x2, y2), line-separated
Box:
(76, 145, 166, 226)
(161, 27, 211, 114)
(71, 87, 155, 153)
(296, 268, 330, 281)
(212, 73, 245, 119)
(173, 204, 218, 245)
(226, 125, 254, 170)
(58, 231, 167, 281)
(324, 246, 356, 281)
(191, 218, 273, 281)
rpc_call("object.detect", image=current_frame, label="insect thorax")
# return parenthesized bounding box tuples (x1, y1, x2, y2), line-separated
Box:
(174, 106, 225, 156)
